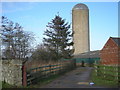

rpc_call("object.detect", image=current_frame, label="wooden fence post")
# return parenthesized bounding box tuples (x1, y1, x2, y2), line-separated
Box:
(116, 66, 118, 81)
(49, 64, 51, 76)
(103, 65, 106, 78)
(22, 64, 27, 87)
(96, 65, 98, 76)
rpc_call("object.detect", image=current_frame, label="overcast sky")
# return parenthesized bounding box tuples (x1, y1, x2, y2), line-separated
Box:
(1, 2, 118, 51)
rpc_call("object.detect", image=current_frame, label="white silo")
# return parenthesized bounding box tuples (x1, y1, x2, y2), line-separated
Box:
(72, 3, 90, 55)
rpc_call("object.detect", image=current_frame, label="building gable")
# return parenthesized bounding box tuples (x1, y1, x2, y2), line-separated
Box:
(111, 37, 120, 47)
(102, 37, 118, 50)
(100, 37, 119, 65)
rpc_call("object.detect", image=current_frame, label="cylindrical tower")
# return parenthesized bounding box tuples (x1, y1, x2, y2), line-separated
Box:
(72, 3, 90, 55)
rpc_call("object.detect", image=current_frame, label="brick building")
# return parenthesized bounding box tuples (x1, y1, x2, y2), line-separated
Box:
(100, 37, 120, 65)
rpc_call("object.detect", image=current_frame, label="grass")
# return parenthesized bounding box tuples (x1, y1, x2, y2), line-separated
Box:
(91, 67, 118, 88)
(2, 81, 16, 88)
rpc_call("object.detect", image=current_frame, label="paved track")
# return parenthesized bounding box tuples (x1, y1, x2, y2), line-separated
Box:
(40, 67, 105, 88)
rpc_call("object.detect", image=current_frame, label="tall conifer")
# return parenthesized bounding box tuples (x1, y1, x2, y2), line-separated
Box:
(43, 15, 73, 60)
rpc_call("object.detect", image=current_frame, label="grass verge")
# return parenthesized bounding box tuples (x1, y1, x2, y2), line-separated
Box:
(2, 81, 16, 88)
(91, 68, 118, 88)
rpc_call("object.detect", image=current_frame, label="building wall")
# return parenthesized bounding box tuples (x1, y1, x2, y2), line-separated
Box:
(100, 38, 120, 65)
(72, 9, 90, 55)
(2, 60, 23, 86)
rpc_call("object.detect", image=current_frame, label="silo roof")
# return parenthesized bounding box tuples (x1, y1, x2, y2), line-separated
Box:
(73, 3, 88, 10)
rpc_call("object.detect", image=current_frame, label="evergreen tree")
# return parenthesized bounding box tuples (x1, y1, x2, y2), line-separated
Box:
(43, 15, 73, 61)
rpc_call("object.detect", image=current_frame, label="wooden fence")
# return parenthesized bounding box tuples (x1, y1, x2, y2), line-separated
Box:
(94, 65, 120, 86)
(23, 59, 76, 86)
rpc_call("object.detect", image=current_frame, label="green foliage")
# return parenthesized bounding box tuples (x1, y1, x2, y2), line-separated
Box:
(2, 81, 15, 88)
(43, 15, 73, 61)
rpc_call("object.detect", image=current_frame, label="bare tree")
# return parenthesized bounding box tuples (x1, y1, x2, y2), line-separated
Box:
(1, 16, 35, 60)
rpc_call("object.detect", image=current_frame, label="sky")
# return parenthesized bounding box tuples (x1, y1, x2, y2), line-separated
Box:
(1, 2, 118, 51)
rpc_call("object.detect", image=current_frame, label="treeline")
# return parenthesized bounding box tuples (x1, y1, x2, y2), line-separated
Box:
(1, 16, 34, 60)
(1, 15, 74, 62)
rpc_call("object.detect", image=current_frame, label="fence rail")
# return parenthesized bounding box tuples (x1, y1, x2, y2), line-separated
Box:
(94, 65, 119, 82)
(24, 59, 76, 86)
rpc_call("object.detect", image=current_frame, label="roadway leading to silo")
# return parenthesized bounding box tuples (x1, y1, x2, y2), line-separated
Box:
(40, 67, 106, 88)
